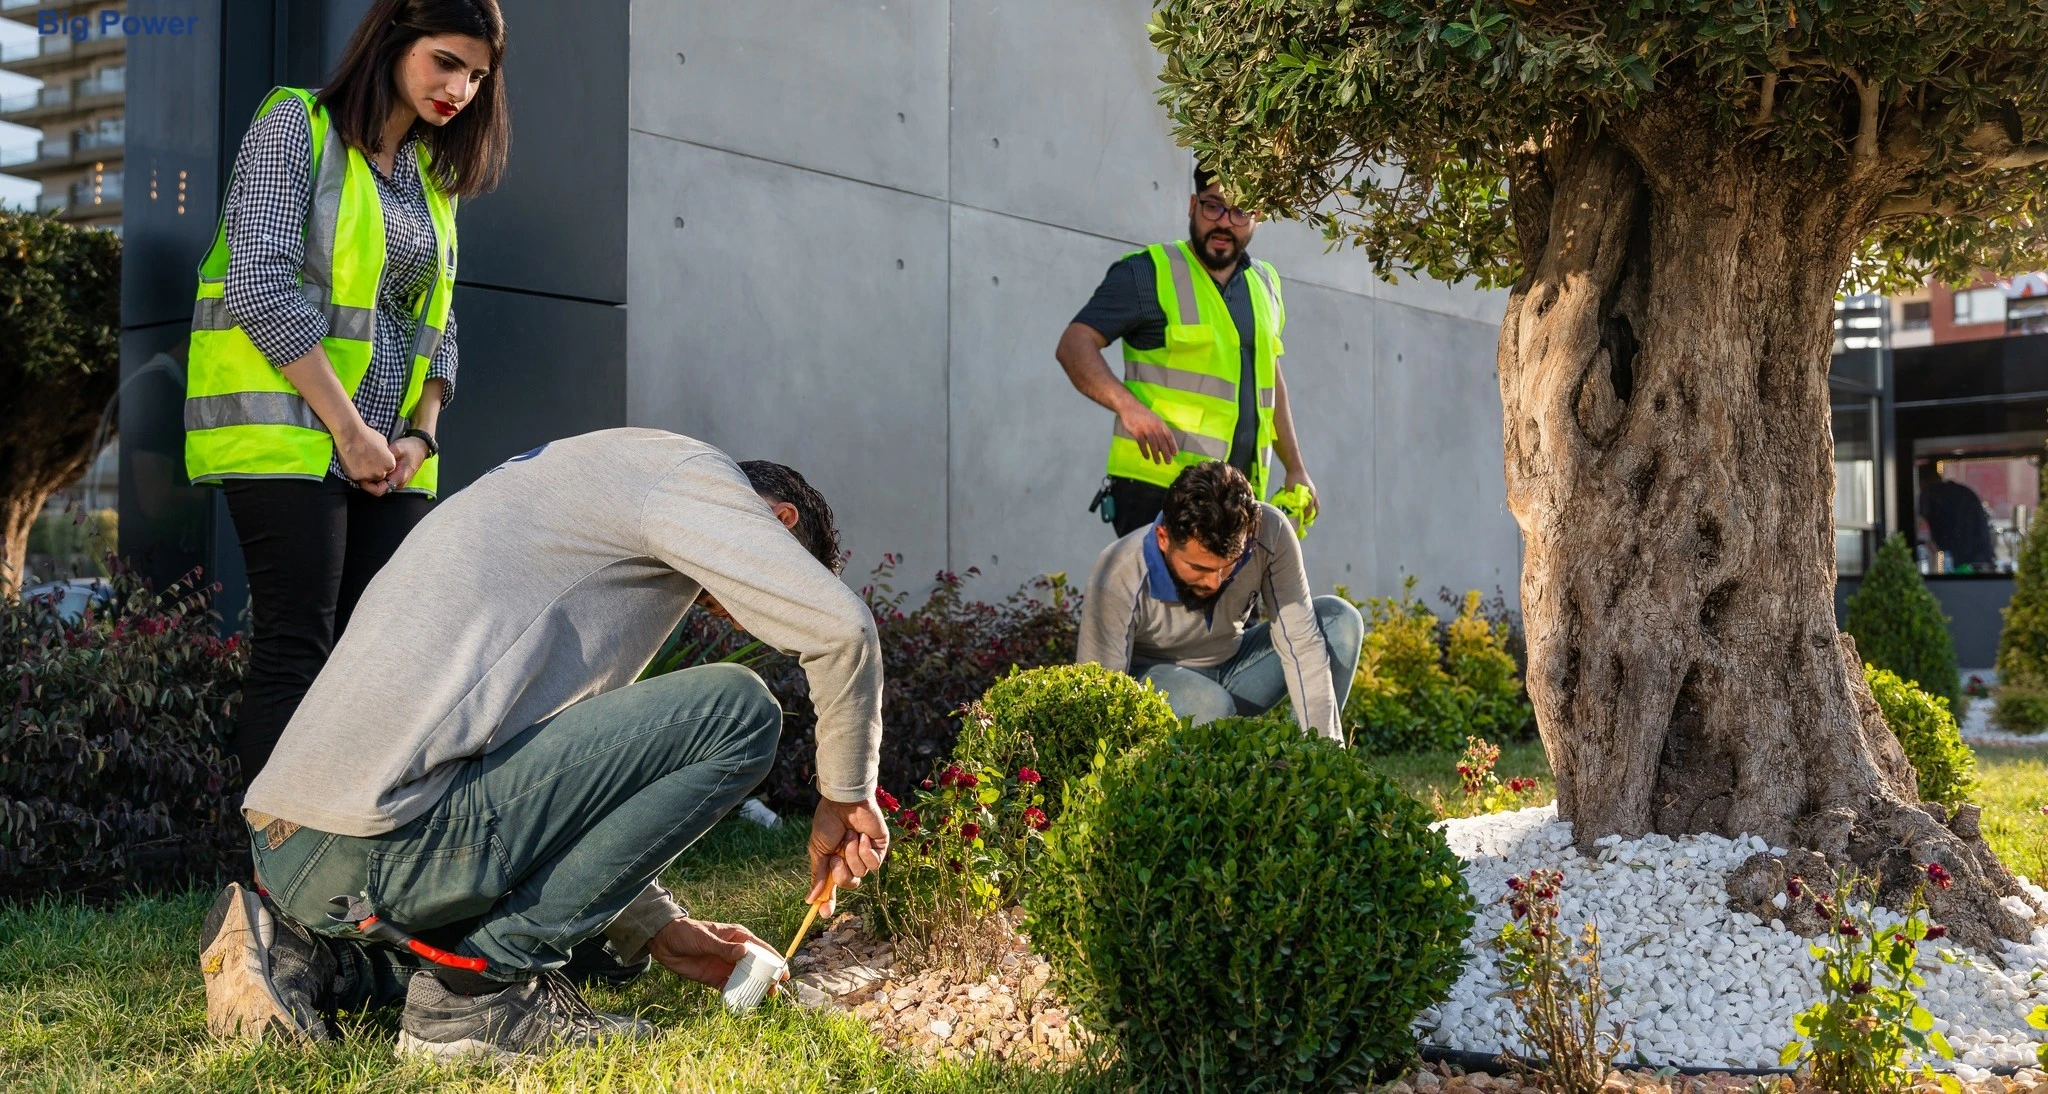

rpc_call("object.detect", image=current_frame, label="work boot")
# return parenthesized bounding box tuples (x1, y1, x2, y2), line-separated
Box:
(198, 881, 336, 1041)
(394, 970, 656, 1060)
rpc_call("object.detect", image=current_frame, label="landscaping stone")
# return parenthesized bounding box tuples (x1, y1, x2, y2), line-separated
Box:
(1419, 806, 2048, 1071)
(1386, 1065, 2046, 1094)
(789, 908, 1087, 1067)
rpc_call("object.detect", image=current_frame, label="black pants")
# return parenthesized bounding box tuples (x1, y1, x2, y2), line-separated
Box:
(1100, 477, 1169, 537)
(223, 476, 431, 783)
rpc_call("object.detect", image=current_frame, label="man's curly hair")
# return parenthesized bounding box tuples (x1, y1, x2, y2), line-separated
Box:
(740, 460, 842, 574)
(1161, 461, 1258, 557)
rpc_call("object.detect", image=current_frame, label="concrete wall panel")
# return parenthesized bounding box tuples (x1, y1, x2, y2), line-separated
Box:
(631, 0, 948, 198)
(1250, 218, 1510, 327)
(948, 0, 1186, 245)
(945, 206, 1141, 595)
(1371, 302, 1522, 600)
(626, 132, 951, 581)
(1265, 279, 1381, 598)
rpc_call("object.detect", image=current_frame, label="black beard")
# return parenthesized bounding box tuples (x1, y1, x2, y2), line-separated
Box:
(1170, 569, 1224, 614)
(1188, 217, 1242, 271)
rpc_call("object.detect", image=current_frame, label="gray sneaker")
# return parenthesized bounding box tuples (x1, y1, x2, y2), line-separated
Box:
(395, 970, 655, 1060)
(198, 882, 336, 1041)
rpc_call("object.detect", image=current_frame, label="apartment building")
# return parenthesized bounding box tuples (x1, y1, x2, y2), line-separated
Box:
(0, 0, 124, 229)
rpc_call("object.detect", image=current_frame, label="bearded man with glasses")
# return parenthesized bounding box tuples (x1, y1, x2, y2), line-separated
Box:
(1057, 166, 1319, 536)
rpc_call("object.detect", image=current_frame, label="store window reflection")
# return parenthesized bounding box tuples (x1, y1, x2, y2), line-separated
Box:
(1833, 397, 1879, 576)
(1913, 452, 2040, 575)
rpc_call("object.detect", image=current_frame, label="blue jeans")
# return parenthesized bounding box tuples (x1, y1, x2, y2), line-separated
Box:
(1132, 595, 1364, 725)
(251, 662, 782, 994)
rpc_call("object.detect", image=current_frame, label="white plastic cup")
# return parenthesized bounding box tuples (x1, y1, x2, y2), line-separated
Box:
(721, 941, 788, 1013)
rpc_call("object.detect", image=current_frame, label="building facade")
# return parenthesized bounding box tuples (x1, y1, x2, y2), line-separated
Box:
(0, 0, 124, 228)
(121, 0, 1524, 626)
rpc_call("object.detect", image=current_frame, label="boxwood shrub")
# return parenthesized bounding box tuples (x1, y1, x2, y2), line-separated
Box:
(1844, 533, 1961, 716)
(951, 662, 1182, 818)
(1864, 664, 1978, 807)
(1024, 715, 1473, 1091)
(1994, 507, 2048, 735)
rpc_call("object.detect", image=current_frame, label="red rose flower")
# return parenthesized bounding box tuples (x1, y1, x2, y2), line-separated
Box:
(938, 765, 965, 788)
(1017, 767, 1042, 785)
(876, 788, 901, 812)
(959, 822, 981, 842)
(1850, 980, 1871, 995)
(1023, 807, 1049, 831)
(1507, 876, 1525, 891)
(900, 809, 920, 835)
(1786, 876, 1803, 898)
(958, 771, 981, 789)
(922, 778, 935, 790)
(1925, 862, 1953, 890)
(1839, 919, 1861, 938)
(1925, 924, 1947, 940)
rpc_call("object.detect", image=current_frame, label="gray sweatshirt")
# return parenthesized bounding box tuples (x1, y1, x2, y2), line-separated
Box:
(243, 428, 883, 832)
(1077, 504, 1340, 738)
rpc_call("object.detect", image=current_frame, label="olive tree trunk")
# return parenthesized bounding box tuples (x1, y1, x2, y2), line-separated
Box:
(0, 367, 115, 600)
(1498, 119, 2041, 950)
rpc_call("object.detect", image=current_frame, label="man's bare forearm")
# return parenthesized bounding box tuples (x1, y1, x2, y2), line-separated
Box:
(1271, 366, 1308, 476)
(1056, 323, 1140, 415)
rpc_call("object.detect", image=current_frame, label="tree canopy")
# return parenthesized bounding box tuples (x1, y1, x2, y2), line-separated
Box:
(1150, 0, 2048, 293)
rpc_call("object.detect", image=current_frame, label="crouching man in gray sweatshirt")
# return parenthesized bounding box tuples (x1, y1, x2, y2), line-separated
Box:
(199, 428, 889, 1060)
(1077, 460, 1363, 740)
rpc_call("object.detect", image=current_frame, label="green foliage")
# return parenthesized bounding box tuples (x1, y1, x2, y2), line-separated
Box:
(951, 663, 1181, 817)
(1024, 715, 1473, 1091)
(1, 566, 247, 900)
(1863, 666, 1977, 808)
(853, 762, 1051, 974)
(1995, 507, 2048, 735)
(1147, 2, 2048, 294)
(1341, 579, 1533, 754)
(1492, 869, 1627, 1094)
(25, 504, 117, 581)
(1845, 534, 1961, 714)
(1779, 876, 1961, 1094)
(1435, 735, 1544, 819)
(2028, 1005, 2048, 1069)
(0, 211, 120, 383)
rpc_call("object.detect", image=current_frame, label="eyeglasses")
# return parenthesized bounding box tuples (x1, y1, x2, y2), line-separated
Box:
(1196, 198, 1255, 226)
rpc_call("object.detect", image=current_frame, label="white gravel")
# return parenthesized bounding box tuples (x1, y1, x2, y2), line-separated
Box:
(1416, 806, 2048, 1071)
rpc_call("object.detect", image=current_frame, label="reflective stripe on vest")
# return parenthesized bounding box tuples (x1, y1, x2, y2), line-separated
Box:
(184, 86, 457, 496)
(1104, 240, 1283, 498)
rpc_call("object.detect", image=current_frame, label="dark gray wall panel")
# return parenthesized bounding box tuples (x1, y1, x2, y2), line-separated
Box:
(433, 286, 627, 492)
(1835, 576, 2014, 669)
(453, 0, 629, 303)
(122, 0, 227, 328)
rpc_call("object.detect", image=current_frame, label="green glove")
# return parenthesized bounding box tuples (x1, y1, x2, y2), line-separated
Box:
(1269, 483, 1317, 540)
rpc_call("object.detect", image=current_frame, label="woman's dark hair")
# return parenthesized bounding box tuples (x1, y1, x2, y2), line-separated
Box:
(317, 0, 509, 199)
(1162, 461, 1259, 558)
(740, 460, 843, 574)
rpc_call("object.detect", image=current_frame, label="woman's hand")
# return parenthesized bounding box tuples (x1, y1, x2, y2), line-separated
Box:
(387, 436, 431, 491)
(335, 425, 398, 495)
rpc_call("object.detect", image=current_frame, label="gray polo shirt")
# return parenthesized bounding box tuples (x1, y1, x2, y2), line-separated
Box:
(1076, 503, 1340, 738)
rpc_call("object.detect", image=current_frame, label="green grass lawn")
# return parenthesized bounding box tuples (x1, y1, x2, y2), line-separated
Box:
(2, 741, 2040, 1093)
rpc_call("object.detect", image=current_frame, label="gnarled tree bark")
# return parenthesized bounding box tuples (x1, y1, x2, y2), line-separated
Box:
(1498, 115, 2043, 950)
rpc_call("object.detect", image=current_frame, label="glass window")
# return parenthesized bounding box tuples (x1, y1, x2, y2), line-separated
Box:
(1915, 455, 2042, 574)
(1901, 301, 1931, 330)
(1832, 398, 1879, 576)
(1953, 288, 2007, 326)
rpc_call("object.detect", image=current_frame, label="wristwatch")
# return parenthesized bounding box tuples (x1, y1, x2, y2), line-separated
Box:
(401, 427, 439, 457)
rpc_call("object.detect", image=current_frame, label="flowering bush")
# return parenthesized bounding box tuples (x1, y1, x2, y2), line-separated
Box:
(1025, 715, 1472, 1091)
(667, 557, 1081, 814)
(1779, 868, 1961, 1094)
(1863, 665, 1978, 808)
(950, 662, 1181, 820)
(851, 760, 1051, 976)
(1341, 578, 1532, 754)
(1, 565, 247, 899)
(1434, 735, 1545, 819)
(1492, 869, 1627, 1094)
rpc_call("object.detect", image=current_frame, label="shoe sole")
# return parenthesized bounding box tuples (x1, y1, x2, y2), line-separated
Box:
(198, 883, 306, 1042)
(395, 1030, 519, 1062)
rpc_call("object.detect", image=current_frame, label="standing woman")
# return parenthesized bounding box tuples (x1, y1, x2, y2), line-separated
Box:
(185, 0, 508, 783)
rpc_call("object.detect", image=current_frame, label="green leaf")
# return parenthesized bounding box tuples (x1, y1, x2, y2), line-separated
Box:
(1779, 1040, 1804, 1066)
(2029, 1005, 2048, 1031)
(1927, 1029, 1954, 1059)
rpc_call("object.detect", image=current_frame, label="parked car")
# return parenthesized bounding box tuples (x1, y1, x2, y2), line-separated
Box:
(20, 578, 116, 623)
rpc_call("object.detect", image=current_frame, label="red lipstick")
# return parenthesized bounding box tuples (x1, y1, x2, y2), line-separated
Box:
(431, 99, 457, 118)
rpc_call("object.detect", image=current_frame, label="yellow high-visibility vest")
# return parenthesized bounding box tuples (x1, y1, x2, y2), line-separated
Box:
(185, 86, 457, 496)
(1104, 239, 1284, 499)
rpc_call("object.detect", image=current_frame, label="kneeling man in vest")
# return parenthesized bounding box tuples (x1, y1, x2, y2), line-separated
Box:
(1077, 461, 1363, 738)
(200, 428, 889, 1060)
